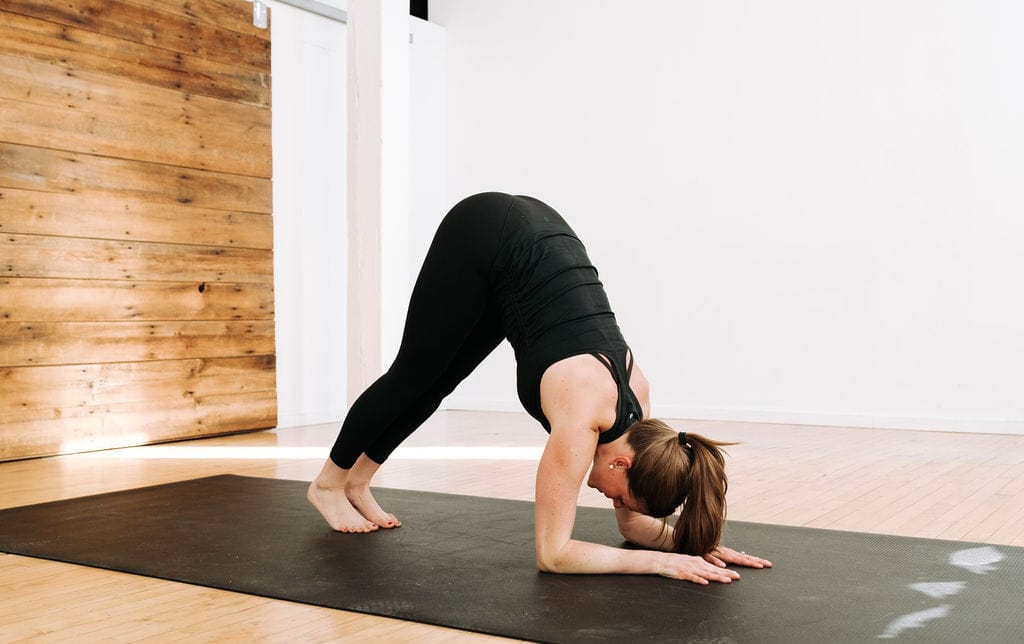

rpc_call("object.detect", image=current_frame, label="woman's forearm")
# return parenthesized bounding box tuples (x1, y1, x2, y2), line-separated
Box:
(536, 538, 667, 575)
(616, 509, 675, 551)
(537, 537, 739, 586)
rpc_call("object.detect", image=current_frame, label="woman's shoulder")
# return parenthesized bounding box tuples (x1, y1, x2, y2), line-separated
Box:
(539, 355, 619, 429)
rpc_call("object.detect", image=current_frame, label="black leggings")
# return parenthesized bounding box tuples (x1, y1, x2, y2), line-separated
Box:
(329, 193, 513, 468)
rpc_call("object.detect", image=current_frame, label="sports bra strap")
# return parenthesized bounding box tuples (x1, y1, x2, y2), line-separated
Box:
(589, 349, 643, 444)
(590, 350, 634, 388)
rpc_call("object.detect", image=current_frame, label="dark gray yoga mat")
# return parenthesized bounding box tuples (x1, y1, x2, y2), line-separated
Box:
(0, 474, 1020, 642)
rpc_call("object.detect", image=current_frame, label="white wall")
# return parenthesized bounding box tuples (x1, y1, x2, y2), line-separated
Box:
(383, 17, 449, 368)
(271, 3, 448, 428)
(271, 2, 349, 428)
(430, 0, 1024, 434)
(409, 19, 449, 289)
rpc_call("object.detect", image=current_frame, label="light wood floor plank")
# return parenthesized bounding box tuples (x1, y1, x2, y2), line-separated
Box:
(1, 410, 1021, 641)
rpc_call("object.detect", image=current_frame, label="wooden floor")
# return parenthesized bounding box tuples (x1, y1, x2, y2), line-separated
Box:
(2, 410, 1022, 642)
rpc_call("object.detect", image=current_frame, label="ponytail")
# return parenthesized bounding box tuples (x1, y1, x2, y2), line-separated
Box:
(626, 420, 734, 556)
(672, 434, 729, 555)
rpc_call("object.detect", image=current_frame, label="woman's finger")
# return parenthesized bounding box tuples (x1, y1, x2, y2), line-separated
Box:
(739, 552, 772, 568)
(707, 568, 739, 583)
(704, 554, 727, 568)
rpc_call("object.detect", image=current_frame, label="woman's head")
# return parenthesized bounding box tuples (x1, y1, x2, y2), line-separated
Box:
(625, 419, 733, 556)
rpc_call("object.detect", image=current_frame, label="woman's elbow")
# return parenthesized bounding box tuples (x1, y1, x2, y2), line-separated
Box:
(535, 545, 567, 573)
(535, 552, 556, 573)
(615, 516, 644, 546)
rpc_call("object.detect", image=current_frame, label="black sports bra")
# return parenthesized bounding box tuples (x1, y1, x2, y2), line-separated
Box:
(591, 350, 644, 444)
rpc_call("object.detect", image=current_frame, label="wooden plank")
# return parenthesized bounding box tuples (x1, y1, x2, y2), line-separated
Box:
(0, 54, 271, 177)
(0, 278, 274, 322)
(0, 10, 270, 107)
(2, 233, 273, 283)
(133, 0, 271, 40)
(0, 187, 273, 249)
(0, 0, 277, 461)
(1, 356, 276, 412)
(0, 0, 271, 72)
(0, 142, 272, 214)
(0, 389, 277, 460)
(0, 97, 271, 179)
(0, 320, 276, 367)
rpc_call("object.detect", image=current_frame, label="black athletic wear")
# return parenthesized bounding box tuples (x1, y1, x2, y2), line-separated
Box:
(330, 192, 643, 469)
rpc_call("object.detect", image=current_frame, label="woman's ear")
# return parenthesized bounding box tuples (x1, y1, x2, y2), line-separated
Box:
(613, 455, 633, 471)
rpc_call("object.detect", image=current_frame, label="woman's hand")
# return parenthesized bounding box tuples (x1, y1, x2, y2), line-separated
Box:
(704, 545, 773, 569)
(656, 552, 742, 585)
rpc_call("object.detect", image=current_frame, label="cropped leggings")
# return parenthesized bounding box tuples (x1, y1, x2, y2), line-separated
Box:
(330, 193, 514, 469)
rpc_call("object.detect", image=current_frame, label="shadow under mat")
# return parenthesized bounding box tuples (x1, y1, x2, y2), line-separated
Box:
(0, 475, 1021, 642)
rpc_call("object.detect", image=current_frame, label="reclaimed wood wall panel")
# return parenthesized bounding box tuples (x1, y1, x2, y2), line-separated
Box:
(0, 0, 275, 460)
(0, 279, 274, 322)
(0, 53, 272, 176)
(0, 143, 272, 213)
(4, 357, 277, 410)
(3, 234, 274, 282)
(0, 10, 270, 107)
(1, 390, 278, 458)
(0, 188, 273, 249)
(1, 321, 276, 366)
(0, 0, 271, 70)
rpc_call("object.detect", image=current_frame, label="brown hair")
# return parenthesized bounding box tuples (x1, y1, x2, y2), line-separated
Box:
(625, 419, 734, 556)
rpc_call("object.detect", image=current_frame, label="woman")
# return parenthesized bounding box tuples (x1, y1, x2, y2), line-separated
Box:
(308, 192, 771, 584)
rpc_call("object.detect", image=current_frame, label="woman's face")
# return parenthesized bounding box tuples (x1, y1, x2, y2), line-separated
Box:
(586, 457, 645, 512)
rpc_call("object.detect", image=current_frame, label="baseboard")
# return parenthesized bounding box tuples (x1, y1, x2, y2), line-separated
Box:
(654, 406, 1024, 435)
(443, 398, 1024, 436)
(275, 410, 346, 430)
(443, 397, 522, 414)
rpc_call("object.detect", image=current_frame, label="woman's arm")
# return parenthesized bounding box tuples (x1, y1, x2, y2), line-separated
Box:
(534, 357, 739, 584)
(616, 509, 773, 569)
(615, 508, 674, 551)
(535, 424, 656, 573)
(534, 425, 737, 583)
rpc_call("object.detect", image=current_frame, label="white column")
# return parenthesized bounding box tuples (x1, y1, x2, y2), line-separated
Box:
(346, 0, 410, 404)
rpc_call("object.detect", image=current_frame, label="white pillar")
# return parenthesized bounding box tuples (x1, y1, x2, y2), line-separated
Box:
(346, 0, 410, 404)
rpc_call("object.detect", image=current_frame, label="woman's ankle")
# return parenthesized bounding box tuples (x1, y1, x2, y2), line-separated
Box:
(314, 459, 350, 488)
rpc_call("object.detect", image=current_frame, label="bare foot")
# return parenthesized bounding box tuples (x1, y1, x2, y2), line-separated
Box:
(307, 479, 378, 533)
(346, 483, 401, 529)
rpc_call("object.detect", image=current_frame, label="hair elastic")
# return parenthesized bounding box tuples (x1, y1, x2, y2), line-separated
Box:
(678, 432, 692, 450)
